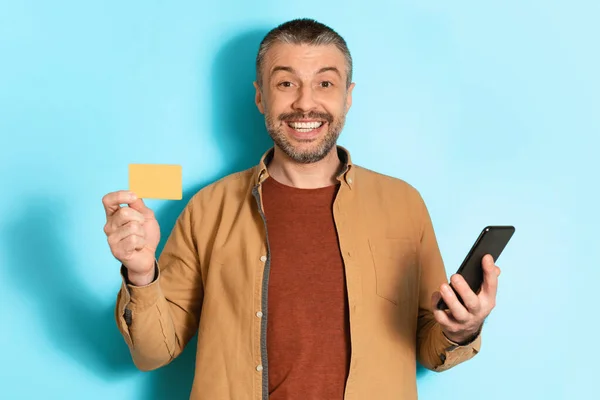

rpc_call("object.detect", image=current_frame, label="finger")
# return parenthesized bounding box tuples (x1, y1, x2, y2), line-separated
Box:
(431, 290, 443, 310)
(433, 306, 454, 328)
(431, 291, 454, 326)
(480, 254, 499, 300)
(111, 207, 146, 230)
(450, 274, 481, 314)
(440, 283, 470, 323)
(108, 221, 145, 246)
(102, 190, 137, 218)
(116, 235, 146, 260)
(104, 207, 145, 236)
(128, 198, 155, 219)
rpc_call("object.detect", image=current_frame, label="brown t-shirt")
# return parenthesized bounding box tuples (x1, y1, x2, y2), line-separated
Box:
(262, 176, 351, 399)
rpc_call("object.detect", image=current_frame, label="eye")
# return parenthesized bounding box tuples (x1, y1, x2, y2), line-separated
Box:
(278, 81, 293, 88)
(320, 81, 333, 88)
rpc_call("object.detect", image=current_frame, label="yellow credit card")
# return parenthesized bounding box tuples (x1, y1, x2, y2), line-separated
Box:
(129, 164, 182, 200)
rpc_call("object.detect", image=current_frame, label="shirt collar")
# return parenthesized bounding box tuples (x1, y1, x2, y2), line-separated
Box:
(253, 145, 355, 189)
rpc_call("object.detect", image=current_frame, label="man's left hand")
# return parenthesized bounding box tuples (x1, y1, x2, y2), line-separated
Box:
(431, 254, 501, 345)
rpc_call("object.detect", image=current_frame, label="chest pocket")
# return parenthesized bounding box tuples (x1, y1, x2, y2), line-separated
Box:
(368, 238, 418, 305)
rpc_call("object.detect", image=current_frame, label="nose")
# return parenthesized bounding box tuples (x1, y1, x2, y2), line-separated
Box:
(291, 84, 317, 113)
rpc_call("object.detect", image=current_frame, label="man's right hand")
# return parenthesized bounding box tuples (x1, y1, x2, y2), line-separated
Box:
(102, 190, 161, 286)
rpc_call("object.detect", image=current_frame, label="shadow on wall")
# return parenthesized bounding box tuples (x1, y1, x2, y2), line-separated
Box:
(2, 197, 139, 386)
(143, 27, 273, 400)
(417, 363, 428, 379)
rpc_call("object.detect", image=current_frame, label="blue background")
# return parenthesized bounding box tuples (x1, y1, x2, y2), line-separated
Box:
(1, 1, 596, 399)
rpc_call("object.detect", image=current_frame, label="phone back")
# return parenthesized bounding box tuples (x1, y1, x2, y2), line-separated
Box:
(460, 225, 515, 292)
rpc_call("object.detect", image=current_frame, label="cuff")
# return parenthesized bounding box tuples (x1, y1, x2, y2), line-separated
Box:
(431, 323, 482, 372)
(443, 324, 483, 347)
(119, 262, 162, 313)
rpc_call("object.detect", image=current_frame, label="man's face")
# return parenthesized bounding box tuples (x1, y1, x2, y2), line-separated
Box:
(254, 42, 355, 164)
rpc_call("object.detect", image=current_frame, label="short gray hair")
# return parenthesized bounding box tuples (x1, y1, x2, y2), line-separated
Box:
(256, 18, 353, 89)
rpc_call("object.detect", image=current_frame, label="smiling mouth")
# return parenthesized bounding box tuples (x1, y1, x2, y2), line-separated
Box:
(286, 121, 325, 133)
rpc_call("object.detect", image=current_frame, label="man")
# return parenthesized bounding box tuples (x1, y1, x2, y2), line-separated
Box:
(102, 18, 500, 400)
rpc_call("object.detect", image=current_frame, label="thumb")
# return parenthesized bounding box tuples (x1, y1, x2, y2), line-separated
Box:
(480, 254, 499, 296)
(128, 198, 155, 218)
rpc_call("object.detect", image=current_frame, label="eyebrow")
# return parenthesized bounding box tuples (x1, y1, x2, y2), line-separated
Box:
(270, 66, 342, 78)
(271, 66, 296, 75)
(317, 66, 342, 78)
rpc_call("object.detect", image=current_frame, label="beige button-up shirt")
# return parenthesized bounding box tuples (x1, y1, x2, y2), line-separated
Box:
(115, 146, 481, 399)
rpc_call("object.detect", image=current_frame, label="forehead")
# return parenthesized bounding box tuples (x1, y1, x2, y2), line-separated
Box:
(263, 42, 347, 77)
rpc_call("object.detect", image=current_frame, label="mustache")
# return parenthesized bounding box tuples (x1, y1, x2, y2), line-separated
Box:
(278, 111, 333, 124)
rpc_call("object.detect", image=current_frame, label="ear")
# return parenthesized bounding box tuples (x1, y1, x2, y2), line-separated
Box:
(253, 81, 265, 114)
(345, 82, 355, 112)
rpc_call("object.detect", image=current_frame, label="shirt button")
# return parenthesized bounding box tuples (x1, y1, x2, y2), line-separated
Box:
(260, 255, 267, 262)
(256, 365, 263, 372)
(256, 311, 263, 318)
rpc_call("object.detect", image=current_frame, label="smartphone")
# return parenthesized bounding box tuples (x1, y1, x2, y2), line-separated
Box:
(436, 225, 515, 310)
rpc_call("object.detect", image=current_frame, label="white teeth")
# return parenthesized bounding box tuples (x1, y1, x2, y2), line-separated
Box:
(289, 121, 323, 130)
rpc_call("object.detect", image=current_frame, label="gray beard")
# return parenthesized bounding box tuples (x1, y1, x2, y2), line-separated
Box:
(264, 115, 346, 164)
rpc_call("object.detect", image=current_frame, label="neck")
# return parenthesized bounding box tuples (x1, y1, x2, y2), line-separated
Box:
(267, 145, 342, 189)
